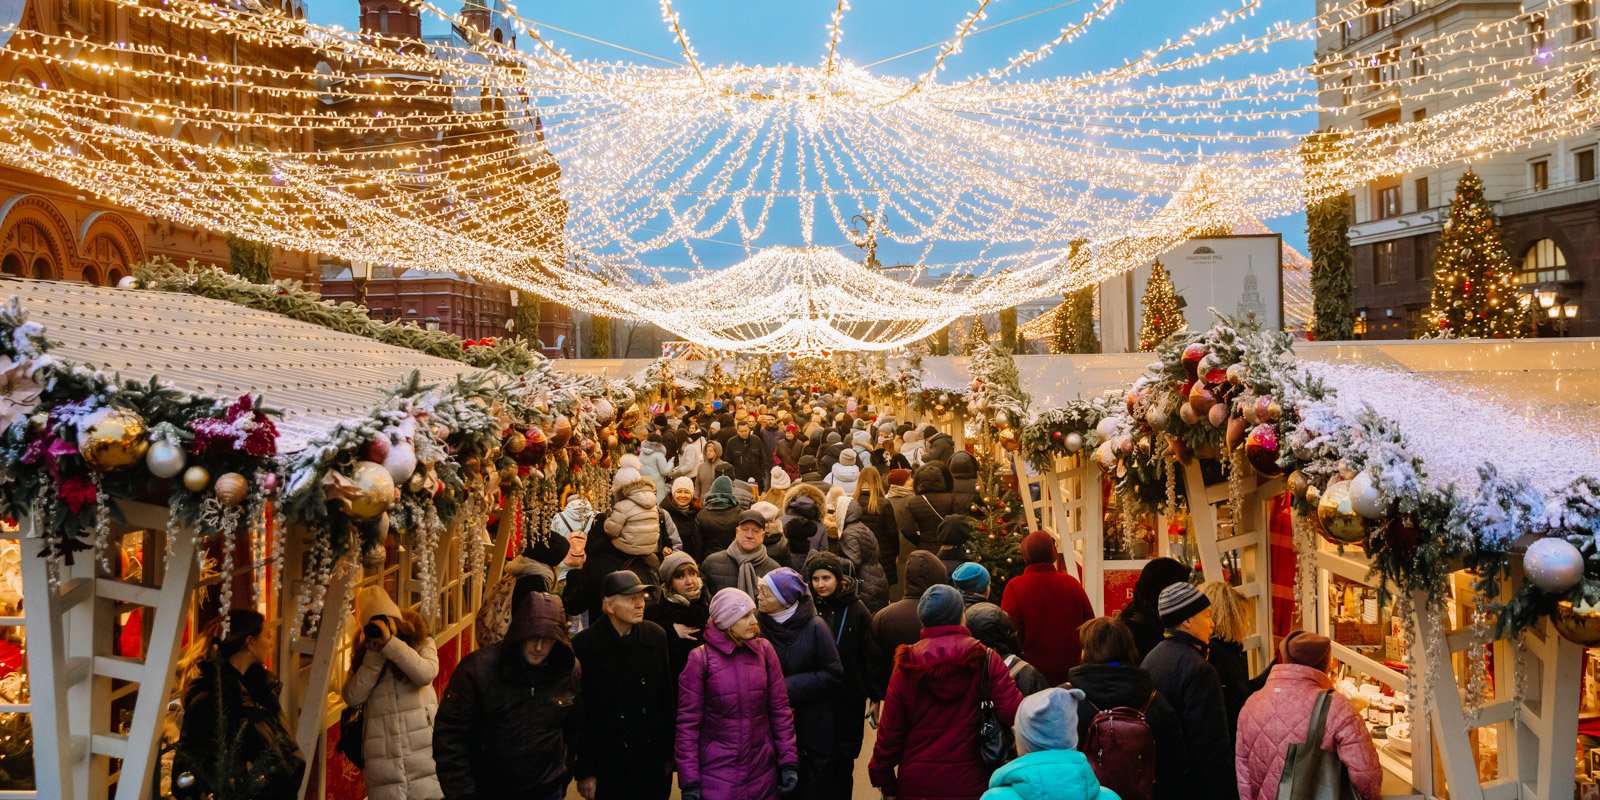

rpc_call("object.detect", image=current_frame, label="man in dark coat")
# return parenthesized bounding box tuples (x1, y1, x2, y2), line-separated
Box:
(907, 462, 957, 546)
(435, 592, 586, 800)
(964, 602, 1049, 697)
(947, 451, 981, 515)
(867, 550, 948, 696)
(722, 420, 772, 490)
(701, 510, 781, 598)
(572, 572, 675, 800)
(1142, 582, 1237, 800)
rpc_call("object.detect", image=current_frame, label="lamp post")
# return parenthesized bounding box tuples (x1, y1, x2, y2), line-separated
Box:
(351, 260, 374, 308)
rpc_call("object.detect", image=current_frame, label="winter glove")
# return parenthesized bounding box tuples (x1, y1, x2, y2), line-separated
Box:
(779, 764, 799, 795)
(680, 784, 702, 800)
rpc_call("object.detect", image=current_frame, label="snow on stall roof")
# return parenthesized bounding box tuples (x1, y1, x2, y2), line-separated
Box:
(1295, 339, 1600, 494)
(4, 278, 487, 451)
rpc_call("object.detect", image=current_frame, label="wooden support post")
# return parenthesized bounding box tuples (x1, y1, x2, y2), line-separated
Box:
(18, 530, 78, 800)
(293, 562, 355, 800)
(484, 490, 521, 592)
(1412, 592, 1485, 800)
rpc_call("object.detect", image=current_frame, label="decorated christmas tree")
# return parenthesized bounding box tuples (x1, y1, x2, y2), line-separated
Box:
(965, 450, 1029, 600)
(1051, 288, 1099, 354)
(1426, 170, 1527, 338)
(966, 316, 990, 353)
(1139, 260, 1187, 351)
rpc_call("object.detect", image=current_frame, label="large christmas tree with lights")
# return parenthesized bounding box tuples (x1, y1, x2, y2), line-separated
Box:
(1426, 170, 1526, 338)
(1139, 260, 1187, 351)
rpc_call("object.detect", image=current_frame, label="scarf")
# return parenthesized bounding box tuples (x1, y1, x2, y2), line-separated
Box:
(770, 602, 800, 624)
(726, 539, 768, 599)
(886, 484, 914, 499)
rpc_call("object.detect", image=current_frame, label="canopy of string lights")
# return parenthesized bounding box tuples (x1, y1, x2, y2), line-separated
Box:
(1, 0, 1593, 352)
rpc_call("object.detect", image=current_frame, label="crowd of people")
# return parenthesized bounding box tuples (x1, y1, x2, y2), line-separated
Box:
(166, 388, 1389, 800)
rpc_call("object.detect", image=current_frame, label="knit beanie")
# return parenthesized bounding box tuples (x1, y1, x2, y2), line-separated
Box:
(1280, 630, 1333, 671)
(750, 500, 782, 523)
(917, 584, 965, 627)
(951, 562, 991, 595)
(839, 448, 857, 467)
(1158, 582, 1211, 628)
(770, 467, 792, 490)
(798, 455, 819, 473)
(826, 431, 842, 445)
(355, 585, 402, 623)
(1021, 530, 1058, 565)
(659, 550, 697, 584)
(886, 468, 913, 486)
(709, 587, 755, 630)
(618, 453, 643, 472)
(762, 568, 808, 608)
(705, 475, 736, 509)
(937, 515, 975, 547)
(671, 476, 695, 496)
(852, 430, 871, 449)
(1014, 687, 1086, 755)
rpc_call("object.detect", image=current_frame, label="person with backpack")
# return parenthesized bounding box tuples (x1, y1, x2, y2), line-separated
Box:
(675, 588, 800, 800)
(1066, 617, 1191, 800)
(1235, 632, 1381, 800)
(1141, 582, 1237, 800)
(868, 585, 1023, 800)
(981, 688, 1118, 800)
(966, 603, 1049, 698)
(341, 587, 441, 800)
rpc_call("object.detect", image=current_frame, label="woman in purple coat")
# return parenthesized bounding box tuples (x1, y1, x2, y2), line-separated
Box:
(676, 588, 800, 800)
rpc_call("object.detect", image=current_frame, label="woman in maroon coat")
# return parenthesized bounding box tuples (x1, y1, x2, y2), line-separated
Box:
(675, 588, 799, 800)
(1001, 531, 1095, 685)
(868, 585, 1023, 800)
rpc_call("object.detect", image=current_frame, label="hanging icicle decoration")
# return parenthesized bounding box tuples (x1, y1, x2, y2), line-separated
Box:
(248, 495, 267, 606)
(93, 473, 113, 574)
(415, 500, 444, 624)
(1291, 511, 1317, 628)
(1227, 447, 1245, 535)
(1464, 605, 1494, 723)
(1163, 446, 1179, 518)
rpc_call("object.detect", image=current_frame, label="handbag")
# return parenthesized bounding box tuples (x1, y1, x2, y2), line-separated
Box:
(974, 647, 1011, 769)
(336, 704, 366, 769)
(1276, 690, 1363, 800)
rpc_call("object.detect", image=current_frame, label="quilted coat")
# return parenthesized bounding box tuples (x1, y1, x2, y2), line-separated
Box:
(1142, 630, 1236, 800)
(1000, 562, 1096, 686)
(839, 499, 890, 612)
(605, 477, 664, 556)
(868, 625, 1024, 800)
(674, 622, 799, 800)
(981, 749, 1119, 800)
(759, 597, 845, 800)
(1234, 665, 1381, 800)
(637, 441, 675, 502)
(343, 636, 442, 800)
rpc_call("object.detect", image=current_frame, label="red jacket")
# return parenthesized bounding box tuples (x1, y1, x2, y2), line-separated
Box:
(868, 625, 1023, 800)
(1001, 563, 1095, 685)
(1235, 665, 1381, 800)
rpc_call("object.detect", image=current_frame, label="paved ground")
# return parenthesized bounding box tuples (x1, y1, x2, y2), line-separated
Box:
(566, 722, 880, 799)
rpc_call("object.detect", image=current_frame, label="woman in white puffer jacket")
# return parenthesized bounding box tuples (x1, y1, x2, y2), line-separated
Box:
(342, 586, 442, 800)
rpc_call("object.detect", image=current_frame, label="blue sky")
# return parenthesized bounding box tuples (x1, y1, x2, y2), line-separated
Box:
(307, 0, 1314, 271)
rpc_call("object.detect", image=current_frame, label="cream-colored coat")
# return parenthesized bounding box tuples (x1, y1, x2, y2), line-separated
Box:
(342, 636, 443, 800)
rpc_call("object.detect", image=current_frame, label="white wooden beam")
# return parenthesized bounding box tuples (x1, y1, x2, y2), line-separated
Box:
(293, 563, 354, 800)
(18, 530, 76, 800)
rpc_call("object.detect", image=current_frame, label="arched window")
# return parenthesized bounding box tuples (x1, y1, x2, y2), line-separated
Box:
(493, 28, 503, 44)
(1520, 238, 1569, 284)
(80, 265, 100, 286)
(31, 257, 54, 280)
(377, 6, 390, 32)
(0, 255, 20, 276)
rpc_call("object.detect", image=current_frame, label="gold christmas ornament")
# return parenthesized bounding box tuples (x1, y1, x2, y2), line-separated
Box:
(1316, 480, 1369, 544)
(76, 406, 150, 471)
(1553, 600, 1600, 647)
(212, 472, 249, 507)
(505, 430, 527, 454)
(335, 461, 397, 520)
(182, 466, 212, 493)
(999, 428, 1019, 451)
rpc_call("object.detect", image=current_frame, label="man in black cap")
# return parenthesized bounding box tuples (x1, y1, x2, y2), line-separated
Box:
(700, 510, 781, 598)
(572, 571, 675, 800)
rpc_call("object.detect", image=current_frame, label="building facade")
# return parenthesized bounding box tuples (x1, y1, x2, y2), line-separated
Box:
(1318, 0, 1599, 339)
(0, 0, 319, 286)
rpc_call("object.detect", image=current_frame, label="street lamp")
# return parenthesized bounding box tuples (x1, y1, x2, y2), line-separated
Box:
(1549, 301, 1580, 336)
(351, 260, 375, 308)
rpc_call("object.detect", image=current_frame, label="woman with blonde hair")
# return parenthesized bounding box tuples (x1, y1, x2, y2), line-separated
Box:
(850, 467, 902, 588)
(1198, 580, 1257, 732)
(343, 586, 442, 800)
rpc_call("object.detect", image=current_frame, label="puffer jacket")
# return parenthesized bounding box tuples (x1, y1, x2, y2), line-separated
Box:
(948, 451, 980, 516)
(868, 625, 1024, 800)
(697, 505, 742, 558)
(605, 477, 663, 556)
(1209, 637, 1256, 735)
(775, 435, 806, 477)
(981, 749, 1118, 800)
(1065, 662, 1192, 800)
(840, 499, 890, 613)
(646, 589, 710, 682)
(869, 551, 950, 696)
(827, 460, 861, 498)
(924, 433, 956, 467)
(675, 621, 800, 800)
(1235, 665, 1381, 800)
(910, 463, 958, 544)
(701, 545, 781, 598)
(173, 659, 305, 800)
(637, 441, 674, 502)
(760, 598, 845, 800)
(855, 495, 903, 586)
(343, 636, 442, 800)
(434, 592, 582, 799)
(1142, 630, 1236, 800)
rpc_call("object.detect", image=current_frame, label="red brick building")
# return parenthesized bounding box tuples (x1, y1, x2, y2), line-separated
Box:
(0, 0, 319, 286)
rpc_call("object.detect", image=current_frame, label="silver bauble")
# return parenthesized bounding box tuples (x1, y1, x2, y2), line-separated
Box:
(145, 440, 187, 479)
(1063, 432, 1084, 453)
(1524, 537, 1585, 594)
(1348, 470, 1386, 519)
(382, 441, 418, 485)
